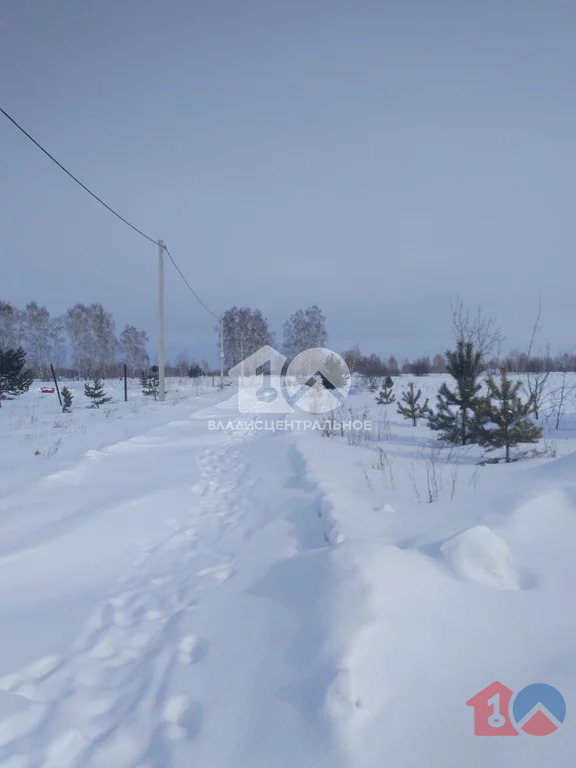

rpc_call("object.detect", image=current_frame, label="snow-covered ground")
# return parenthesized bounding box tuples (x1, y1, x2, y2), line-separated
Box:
(0, 374, 574, 767)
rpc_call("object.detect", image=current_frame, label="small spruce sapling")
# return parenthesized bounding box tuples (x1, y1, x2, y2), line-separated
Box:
(61, 386, 73, 414)
(397, 382, 431, 426)
(476, 367, 542, 462)
(366, 375, 381, 392)
(140, 365, 160, 399)
(376, 376, 395, 405)
(84, 378, 112, 409)
(0, 346, 33, 405)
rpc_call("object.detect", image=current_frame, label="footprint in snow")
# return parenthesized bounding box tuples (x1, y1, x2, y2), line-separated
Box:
(0, 655, 66, 704)
(177, 635, 206, 665)
(162, 696, 202, 740)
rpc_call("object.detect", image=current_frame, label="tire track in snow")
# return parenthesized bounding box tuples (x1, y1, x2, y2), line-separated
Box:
(0, 429, 255, 768)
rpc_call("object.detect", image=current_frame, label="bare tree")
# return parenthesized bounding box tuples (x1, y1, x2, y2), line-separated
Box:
(342, 344, 361, 375)
(283, 305, 327, 358)
(66, 303, 117, 378)
(66, 303, 93, 378)
(22, 302, 52, 379)
(201, 358, 211, 376)
(50, 315, 67, 370)
(90, 303, 117, 376)
(119, 325, 149, 377)
(451, 299, 504, 367)
(549, 350, 576, 430)
(386, 355, 400, 374)
(219, 306, 272, 370)
(524, 296, 551, 420)
(0, 301, 24, 350)
(432, 353, 446, 373)
(172, 353, 191, 378)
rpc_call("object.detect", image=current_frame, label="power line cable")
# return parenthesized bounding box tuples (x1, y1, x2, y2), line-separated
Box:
(1, 104, 222, 319)
(163, 245, 220, 319)
(0, 105, 158, 246)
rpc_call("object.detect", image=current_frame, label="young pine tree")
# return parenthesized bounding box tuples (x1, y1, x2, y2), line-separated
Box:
(140, 365, 160, 399)
(428, 340, 484, 445)
(375, 375, 395, 405)
(84, 378, 112, 409)
(397, 382, 431, 426)
(0, 347, 33, 405)
(476, 367, 542, 462)
(61, 386, 73, 414)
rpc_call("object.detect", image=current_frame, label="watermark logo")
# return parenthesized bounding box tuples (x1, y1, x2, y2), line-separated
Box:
(228, 345, 351, 415)
(467, 681, 566, 736)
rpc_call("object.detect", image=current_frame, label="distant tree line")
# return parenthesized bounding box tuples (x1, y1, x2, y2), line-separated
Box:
(0, 300, 149, 379)
(5, 295, 576, 386)
(341, 347, 448, 377)
(339, 348, 576, 378)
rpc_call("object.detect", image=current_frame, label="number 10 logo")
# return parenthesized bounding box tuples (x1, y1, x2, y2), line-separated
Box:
(467, 681, 566, 736)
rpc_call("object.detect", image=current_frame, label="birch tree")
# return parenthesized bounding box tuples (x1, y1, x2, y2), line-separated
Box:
(283, 305, 327, 358)
(22, 302, 52, 378)
(119, 325, 149, 377)
(0, 301, 24, 350)
(219, 307, 272, 370)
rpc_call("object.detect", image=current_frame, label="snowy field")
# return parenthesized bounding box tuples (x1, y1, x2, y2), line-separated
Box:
(0, 374, 575, 767)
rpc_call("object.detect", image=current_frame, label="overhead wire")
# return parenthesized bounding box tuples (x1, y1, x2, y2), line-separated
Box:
(0, 105, 221, 319)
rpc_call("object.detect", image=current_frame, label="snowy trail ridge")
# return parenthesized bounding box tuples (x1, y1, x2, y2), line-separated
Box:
(0, 404, 349, 768)
(3, 388, 575, 768)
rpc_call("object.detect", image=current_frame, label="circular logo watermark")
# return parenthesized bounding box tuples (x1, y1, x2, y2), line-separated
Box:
(283, 348, 351, 414)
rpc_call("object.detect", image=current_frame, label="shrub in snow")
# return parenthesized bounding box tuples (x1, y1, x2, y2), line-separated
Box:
(84, 378, 112, 409)
(475, 367, 542, 463)
(61, 386, 73, 413)
(397, 382, 431, 426)
(375, 376, 395, 405)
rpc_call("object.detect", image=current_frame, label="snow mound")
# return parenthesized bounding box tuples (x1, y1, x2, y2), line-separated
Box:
(440, 525, 520, 591)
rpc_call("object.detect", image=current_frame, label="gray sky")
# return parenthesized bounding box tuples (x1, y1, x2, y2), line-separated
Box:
(1, 0, 575, 366)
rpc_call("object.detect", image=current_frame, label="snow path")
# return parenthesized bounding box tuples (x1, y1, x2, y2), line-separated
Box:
(0, 408, 352, 768)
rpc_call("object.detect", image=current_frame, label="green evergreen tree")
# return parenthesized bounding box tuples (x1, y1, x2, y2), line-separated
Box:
(0, 347, 33, 404)
(188, 363, 204, 379)
(84, 378, 112, 408)
(397, 382, 431, 426)
(476, 367, 542, 462)
(140, 365, 160, 399)
(428, 340, 485, 445)
(61, 386, 73, 414)
(375, 375, 396, 404)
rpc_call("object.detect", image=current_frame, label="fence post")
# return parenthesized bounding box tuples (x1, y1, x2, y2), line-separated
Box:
(50, 364, 63, 408)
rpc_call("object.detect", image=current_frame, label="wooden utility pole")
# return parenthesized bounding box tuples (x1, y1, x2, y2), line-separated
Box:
(220, 315, 224, 390)
(158, 239, 166, 402)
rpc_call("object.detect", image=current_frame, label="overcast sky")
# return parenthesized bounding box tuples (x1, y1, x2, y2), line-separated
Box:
(1, 0, 575, 365)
